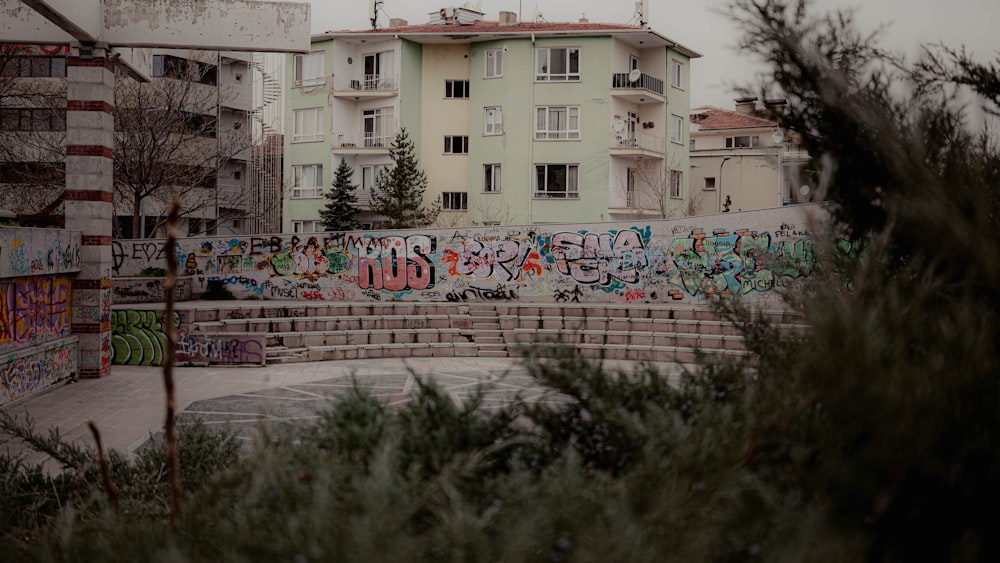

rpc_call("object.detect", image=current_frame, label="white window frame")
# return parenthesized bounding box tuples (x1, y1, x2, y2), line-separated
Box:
(670, 114, 684, 144)
(293, 51, 325, 87)
(442, 192, 468, 211)
(292, 220, 322, 233)
(535, 106, 580, 140)
(361, 164, 387, 192)
(725, 135, 761, 148)
(535, 164, 579, 199)
(292, 107, 323, 143)
(535, 47, 580, 81)
(485, 48, 504, 78)
(445, 80, 470, 99)
(443, 135, 469, 154)
(484, 163, 501, 193)
(362, 106, 395, 148)
(291, 164, 323, 198)
(671, 58, 683, 89)
(670, 169, 683, 199)
(484, 106, 503, 136)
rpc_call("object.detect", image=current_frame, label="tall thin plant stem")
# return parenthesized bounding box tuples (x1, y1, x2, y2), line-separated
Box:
(162, 198, 183, 523)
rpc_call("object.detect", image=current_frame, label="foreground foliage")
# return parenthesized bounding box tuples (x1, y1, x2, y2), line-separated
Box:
(1, 1, 998, 560)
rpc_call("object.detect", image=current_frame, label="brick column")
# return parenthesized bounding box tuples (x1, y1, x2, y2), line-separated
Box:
(66, 50, 115, 378)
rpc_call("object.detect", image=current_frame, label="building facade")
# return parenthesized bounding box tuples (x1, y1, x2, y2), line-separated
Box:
(688, 98, 812, 215)
(283, 8, 699, 231)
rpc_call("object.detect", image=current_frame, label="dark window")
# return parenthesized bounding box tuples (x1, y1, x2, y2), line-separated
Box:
(0, 108, 66, 131)
(152, 55, 218, 86)
(445, 80, 470, 98)
(443, 136, 469, 154)
(442, 192, 468, 210)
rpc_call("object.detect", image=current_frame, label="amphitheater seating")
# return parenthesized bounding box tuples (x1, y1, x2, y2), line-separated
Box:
(152, 301, 808, 365)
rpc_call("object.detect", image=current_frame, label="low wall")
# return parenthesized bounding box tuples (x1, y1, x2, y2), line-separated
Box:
(112, 206, 823, 307)
(0, 337, 78, 406)
(112, 276, 194, 304)
(110, 308, 265, 366)
(0, 227, 82, 277)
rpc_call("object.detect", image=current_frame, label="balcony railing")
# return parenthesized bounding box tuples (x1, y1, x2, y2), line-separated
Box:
(332, 131, 396, 150)
(332, 73, 399, 93)
(611, 73, 665, 96)
(610, 132, 665, 155)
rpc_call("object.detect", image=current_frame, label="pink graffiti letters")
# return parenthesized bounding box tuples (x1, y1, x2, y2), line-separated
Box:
(353, 235, 436, 292)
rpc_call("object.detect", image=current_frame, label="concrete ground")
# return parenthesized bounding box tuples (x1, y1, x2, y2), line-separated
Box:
(1, 357, 685, 466)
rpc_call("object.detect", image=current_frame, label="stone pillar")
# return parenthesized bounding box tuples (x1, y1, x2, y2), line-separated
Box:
(66, 49, 115, 378)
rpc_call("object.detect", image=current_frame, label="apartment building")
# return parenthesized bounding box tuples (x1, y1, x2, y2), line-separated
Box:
(688, 98, 812, 215)
(284, 7, 699, 231)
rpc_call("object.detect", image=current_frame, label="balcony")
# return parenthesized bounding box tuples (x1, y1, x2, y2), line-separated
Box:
(610, 73, 665, 104)
(331, 74, 399, 99)
(609, 133, 665, 158)
(331, 131, 395, 154)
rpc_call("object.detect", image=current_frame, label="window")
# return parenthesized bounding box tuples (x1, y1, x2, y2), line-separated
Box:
(704, 177, 717, 190)
(0, 108, 66, 131)
(535, 164, 579, 198)
(670, 114, 684, 144)
(294, 51, 325, 86)
(443, 136, 469, 154)
(535, 106, 580, 140)
(292, 108, 323, 142)
(485, 48, 503, 78)
(671, 59, 683, 89)
(152, 55, 217, 85)
(188, 218, 202, 236)
(363, 107, 394, 147)
(0, 56, 66, 78)
(442, 192, 468, 211)
(445, 80, 470, 98)
(292, 220, 322, 233)
(363, 50, 395, 90)
(233, 170, 242, 180)
(361, 164, 387, 192)
(689, 139, 695, 151)
(626, 168, 637, 208)
(726, 135, 760, 148)
(292, 164, 323, 198)
(535, 47, 580, 81)
(484, 106, 503, 135)
(484, 164, 501, 192)
(670, 170, 683, 199)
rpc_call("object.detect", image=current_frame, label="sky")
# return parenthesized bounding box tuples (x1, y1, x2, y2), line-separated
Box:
(299, 0, 1000, 111)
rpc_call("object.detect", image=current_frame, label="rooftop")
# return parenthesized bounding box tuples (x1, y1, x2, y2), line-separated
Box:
(690, 105, 779, 131)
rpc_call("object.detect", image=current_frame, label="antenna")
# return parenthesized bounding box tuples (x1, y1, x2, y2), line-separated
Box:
(635, 0, 649, 26)
(369, 0, 384, 30)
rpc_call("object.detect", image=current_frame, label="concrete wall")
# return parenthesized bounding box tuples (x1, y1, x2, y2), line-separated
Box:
(0, 227, 82, 406)
(110, 308, 264, 366)
(112, 205, 822, 308)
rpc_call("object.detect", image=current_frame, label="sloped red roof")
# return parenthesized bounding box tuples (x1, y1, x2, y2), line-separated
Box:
(327, 21, 646, 34)
(690, 105, 777, 130)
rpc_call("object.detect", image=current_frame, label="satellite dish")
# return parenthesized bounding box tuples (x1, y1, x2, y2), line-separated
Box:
(613, 120, 626, 133)
(628, 68, 642, 83)
(799, 185, 811, 196)
(771, 130, 784, 144)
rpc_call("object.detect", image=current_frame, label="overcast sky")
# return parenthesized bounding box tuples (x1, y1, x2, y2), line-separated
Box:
(299, 0, 1000, 111)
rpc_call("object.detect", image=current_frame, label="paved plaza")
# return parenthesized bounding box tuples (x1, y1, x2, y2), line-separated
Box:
(1, 357, 685, 465)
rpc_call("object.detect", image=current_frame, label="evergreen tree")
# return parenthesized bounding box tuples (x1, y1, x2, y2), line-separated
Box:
(369, 128, 440, 228)
(319, 158, 360, 232)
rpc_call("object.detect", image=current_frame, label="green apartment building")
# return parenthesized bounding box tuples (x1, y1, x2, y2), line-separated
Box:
(284, 8, 699, 231)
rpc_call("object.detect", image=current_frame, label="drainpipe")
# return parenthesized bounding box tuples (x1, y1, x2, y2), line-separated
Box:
(528, 33, 535, 223)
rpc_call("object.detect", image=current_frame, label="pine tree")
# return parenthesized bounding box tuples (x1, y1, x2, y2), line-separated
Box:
(319, 158, 360, 232)
(369, 128, 440, 228)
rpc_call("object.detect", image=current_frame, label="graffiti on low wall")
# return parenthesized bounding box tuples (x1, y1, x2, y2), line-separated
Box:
(0, 275, 72, 354)
(0, 229, 82, 278)
(111, 308, 264, 366)
(112, 206, 824, 306)
(0, 338, 77, 406)
(176, 333, 265, 366)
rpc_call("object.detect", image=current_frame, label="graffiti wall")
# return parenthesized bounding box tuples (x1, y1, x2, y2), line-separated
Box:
(111, 308, 265, 366)
(0, 337, 78, 406)
(0, 228, 82, 278)
(112, 205, 824, 306)
(0, 275, 73, 355)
